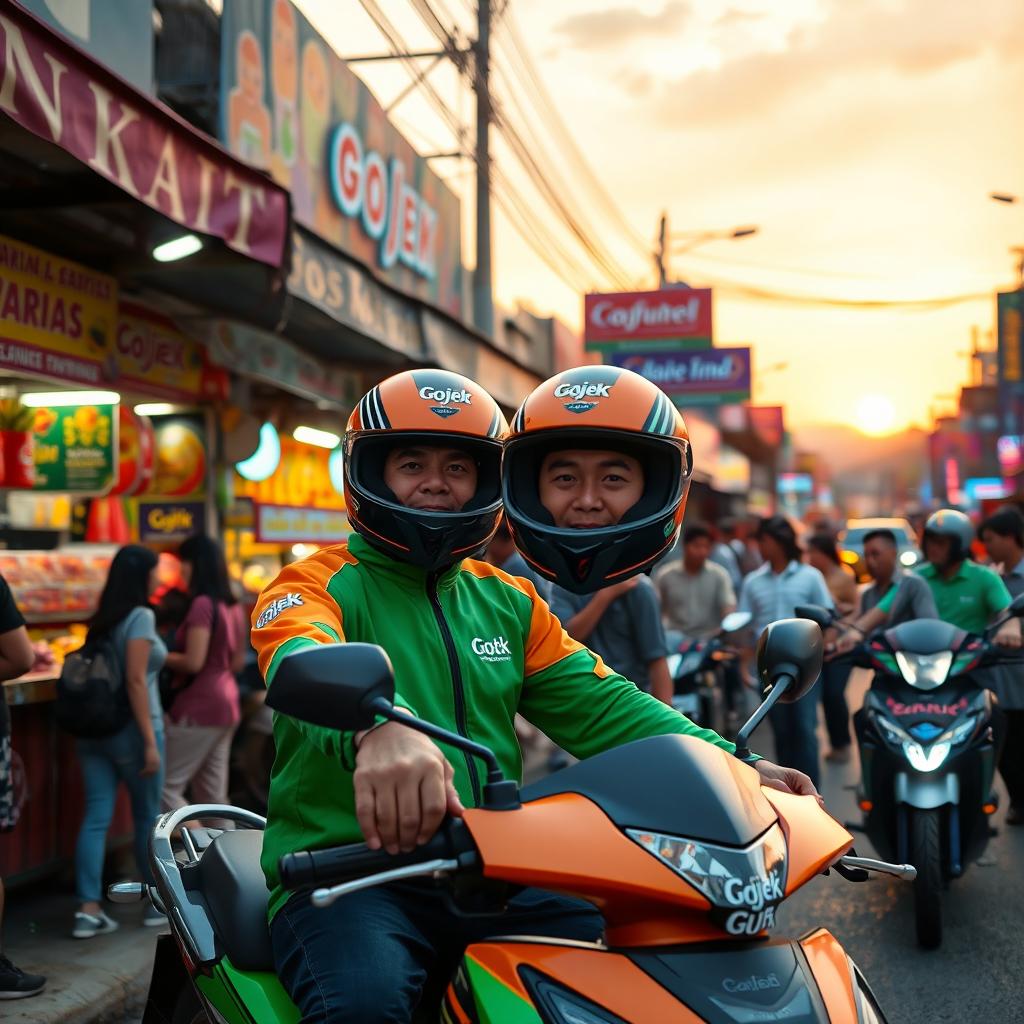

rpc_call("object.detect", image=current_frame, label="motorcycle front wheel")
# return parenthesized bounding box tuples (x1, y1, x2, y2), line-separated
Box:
(910, 808, 943, 949)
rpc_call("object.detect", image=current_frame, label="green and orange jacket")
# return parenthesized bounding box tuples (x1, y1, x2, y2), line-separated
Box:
(252, 533, 743, 921)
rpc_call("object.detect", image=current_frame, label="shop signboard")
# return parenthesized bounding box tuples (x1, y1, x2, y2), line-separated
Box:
(288, 230, 423, 361)
(199, 318, 362, 411)
(0, 234, 118, 386)
(0, 3, 289, 266)
(31, 403, 116, 493)
(254, 502, 349, 544)
(234, 435, 345, 510)
(611, 347, 751, 405)
(220, 0, 464, 316)
(16, 0, 153, 93)
(138, 500, 206, 544)
(117, 304, 229, 402)
(584, 288, 712, 351)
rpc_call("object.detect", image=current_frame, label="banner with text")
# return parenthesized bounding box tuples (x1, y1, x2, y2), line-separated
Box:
(611, 347, 750, 405)
(0, 2, 289, 266)
(585, 288, 712, 350)
(220, 0, 463, 316)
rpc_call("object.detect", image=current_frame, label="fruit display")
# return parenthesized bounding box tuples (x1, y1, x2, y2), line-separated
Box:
(0, 547, 116, 620)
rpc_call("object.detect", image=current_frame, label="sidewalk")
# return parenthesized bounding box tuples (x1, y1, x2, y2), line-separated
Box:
(4, 883, 159, 1024)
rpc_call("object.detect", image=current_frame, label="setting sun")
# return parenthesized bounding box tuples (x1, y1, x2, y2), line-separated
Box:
(854, 394, 897, 436)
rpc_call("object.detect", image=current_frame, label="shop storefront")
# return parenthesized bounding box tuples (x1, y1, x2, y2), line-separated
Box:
(0, 1, 291, 882)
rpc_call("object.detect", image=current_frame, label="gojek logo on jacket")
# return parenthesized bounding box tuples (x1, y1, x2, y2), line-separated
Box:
(471, 635, 512, 663)
(256, 593, 304, 628)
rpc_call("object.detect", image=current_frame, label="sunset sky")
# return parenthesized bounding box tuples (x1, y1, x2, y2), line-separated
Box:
(295, 0, 1024, 432)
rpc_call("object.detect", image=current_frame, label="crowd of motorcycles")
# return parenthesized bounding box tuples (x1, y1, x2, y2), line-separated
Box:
(111, 597, 1024, 1023)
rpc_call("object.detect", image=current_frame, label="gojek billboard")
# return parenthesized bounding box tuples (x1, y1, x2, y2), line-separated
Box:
(584, 287, 713, 351)
(220, 0, 463, 318)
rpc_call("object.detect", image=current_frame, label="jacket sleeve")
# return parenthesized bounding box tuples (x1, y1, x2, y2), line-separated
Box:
(250, 554, 416, 767)
(516, 583, 749, 761)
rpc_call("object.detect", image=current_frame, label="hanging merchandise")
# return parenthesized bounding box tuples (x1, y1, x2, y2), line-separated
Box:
(0, 399, 36, 488)
(151, 415, 207, 497)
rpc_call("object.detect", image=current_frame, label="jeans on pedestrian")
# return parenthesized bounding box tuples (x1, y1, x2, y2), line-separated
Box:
(270, 880, 604, 1023)
(74, 723, 164, 903)
(768, 678, 820, 788)
(820, 659, 852, 751)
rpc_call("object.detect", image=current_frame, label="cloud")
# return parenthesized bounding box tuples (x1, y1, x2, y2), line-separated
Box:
(555, 2, 690, 51)
(617, 69, 654, 97)
(714, 8, 764, 31)
(651, 0, 1024, 126)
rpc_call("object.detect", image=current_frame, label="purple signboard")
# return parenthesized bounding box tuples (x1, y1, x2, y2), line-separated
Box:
(611, 347, 751, 405)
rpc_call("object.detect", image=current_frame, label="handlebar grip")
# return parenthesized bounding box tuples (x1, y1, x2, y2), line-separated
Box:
(279, 821, 474, 891)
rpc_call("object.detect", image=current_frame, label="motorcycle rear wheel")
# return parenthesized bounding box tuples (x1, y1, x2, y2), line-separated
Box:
(910, 808, 943, 949)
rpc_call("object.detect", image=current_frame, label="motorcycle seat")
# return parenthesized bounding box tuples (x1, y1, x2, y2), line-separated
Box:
(197, 829, 275, 972)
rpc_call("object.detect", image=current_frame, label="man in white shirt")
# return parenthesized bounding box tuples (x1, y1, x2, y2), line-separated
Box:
(738, 516, 834, 788)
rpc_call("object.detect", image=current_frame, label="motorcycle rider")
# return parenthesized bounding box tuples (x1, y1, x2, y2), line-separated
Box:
(838, 510, 1021, 649)
(252, 366, 818, 1023)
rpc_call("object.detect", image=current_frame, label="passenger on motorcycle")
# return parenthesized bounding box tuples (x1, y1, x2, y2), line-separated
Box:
(837, 509, 1021, 651)
(252, 366, 818, 1023)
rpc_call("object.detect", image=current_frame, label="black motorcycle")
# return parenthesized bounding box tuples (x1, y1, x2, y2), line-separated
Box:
(665, 611, 751, 732)
(799, 597, 1024, 949)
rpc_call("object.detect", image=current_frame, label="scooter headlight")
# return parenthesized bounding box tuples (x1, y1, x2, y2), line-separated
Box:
(902, 740, 951, 772)
(894, 651, 952, 690)
(522, 971, 626, 1024)
(627, 824, 788, 935)
(873, 713, 911, 748)
(937, 714, 980, 747)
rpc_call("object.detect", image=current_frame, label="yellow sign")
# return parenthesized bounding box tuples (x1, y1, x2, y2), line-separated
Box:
(0, 234, 118, 386)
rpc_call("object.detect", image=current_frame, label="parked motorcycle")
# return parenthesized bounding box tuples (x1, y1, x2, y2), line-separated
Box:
(113, 620, 915, 1023)
(666, 611, 751, 731)
(797, 596, 1024, 950)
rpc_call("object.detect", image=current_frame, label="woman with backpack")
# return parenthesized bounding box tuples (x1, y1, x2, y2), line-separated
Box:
(160, 535, 245, 820)
(72, 545, 166, 938)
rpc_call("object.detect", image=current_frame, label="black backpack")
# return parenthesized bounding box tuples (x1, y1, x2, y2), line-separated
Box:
(55, 633, 131, 738)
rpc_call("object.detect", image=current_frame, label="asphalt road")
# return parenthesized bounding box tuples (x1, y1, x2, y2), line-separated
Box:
(762, 671, 1024, 1024)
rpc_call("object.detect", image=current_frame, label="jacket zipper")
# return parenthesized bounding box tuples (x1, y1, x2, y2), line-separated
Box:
(426, 572, 482, 804)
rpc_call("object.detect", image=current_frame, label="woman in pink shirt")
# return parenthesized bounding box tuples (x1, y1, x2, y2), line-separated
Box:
(161, 536, 247, 815)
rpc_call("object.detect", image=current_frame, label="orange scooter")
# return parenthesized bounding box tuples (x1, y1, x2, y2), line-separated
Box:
(265, 617, 914, 1023)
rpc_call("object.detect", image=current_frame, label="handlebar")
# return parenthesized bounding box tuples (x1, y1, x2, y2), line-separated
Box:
(279, 819, 478, 892)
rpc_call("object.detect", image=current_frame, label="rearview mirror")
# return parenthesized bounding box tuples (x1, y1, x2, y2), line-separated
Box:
(721, 611, 752, 633)
(794, 605, 834, 631)
(756, 618, 824, 703)
(265, 643, 395, 732)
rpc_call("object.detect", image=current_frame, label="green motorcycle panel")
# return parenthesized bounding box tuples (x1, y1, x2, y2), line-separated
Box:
(195, 960, 300, 1024)
(464, 955, 543, 1024)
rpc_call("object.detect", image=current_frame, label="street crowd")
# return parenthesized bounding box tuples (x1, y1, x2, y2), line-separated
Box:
(2, 467, 1024, 1001)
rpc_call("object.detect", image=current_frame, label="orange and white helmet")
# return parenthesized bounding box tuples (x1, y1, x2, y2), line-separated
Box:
(502, 365, 692, 593)
(344, 369, 507, 571)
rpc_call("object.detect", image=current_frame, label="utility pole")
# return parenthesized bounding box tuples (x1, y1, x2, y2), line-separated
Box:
(655, 211, 668, 286)
(473, 0, 494, 337)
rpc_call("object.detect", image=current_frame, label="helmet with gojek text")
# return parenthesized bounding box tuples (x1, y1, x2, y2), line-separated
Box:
(344, 369, 507, 572)
(502, 365, 692, 593)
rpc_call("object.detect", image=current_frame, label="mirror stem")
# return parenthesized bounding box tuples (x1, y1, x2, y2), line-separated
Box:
(366, 697, 520, 809)
(733, 673, 793, 761)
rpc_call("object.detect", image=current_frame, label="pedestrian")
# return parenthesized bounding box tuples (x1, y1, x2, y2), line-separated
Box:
(0, 572, 45, 997)
(709, 523, 743, 592)
(978, 505, 1024, 825)
(855, 528, 938, 627)
(738, 516, 834, 787)
(161, 535, 246, 819)
(483, 519, 552, 603)
(656, 523, 743, 720)
(806, 533, 858, 764)
(72, 545, 167, 939)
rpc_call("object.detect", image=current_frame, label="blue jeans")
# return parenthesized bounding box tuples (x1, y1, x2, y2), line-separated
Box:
(768, 677, 820, 788)
(271, 880, 604, 1023)
(74, 723, 164, 903)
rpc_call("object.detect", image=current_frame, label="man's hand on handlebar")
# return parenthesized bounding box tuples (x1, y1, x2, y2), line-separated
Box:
(993, 618, 1023, 650)
(353, 723, 464, 855)
(754, 759, 825, 809)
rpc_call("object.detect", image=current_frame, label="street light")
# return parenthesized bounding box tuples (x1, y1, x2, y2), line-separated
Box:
(655, 213, 759, 286)
(990, 192, 1018, 204)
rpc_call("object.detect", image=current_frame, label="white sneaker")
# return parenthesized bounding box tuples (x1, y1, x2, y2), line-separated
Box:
(142, 901, 167, 928)
(72, 910, 119, 939)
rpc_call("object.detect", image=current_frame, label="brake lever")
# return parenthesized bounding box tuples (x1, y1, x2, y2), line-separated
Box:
(832, 859, 869, 883)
